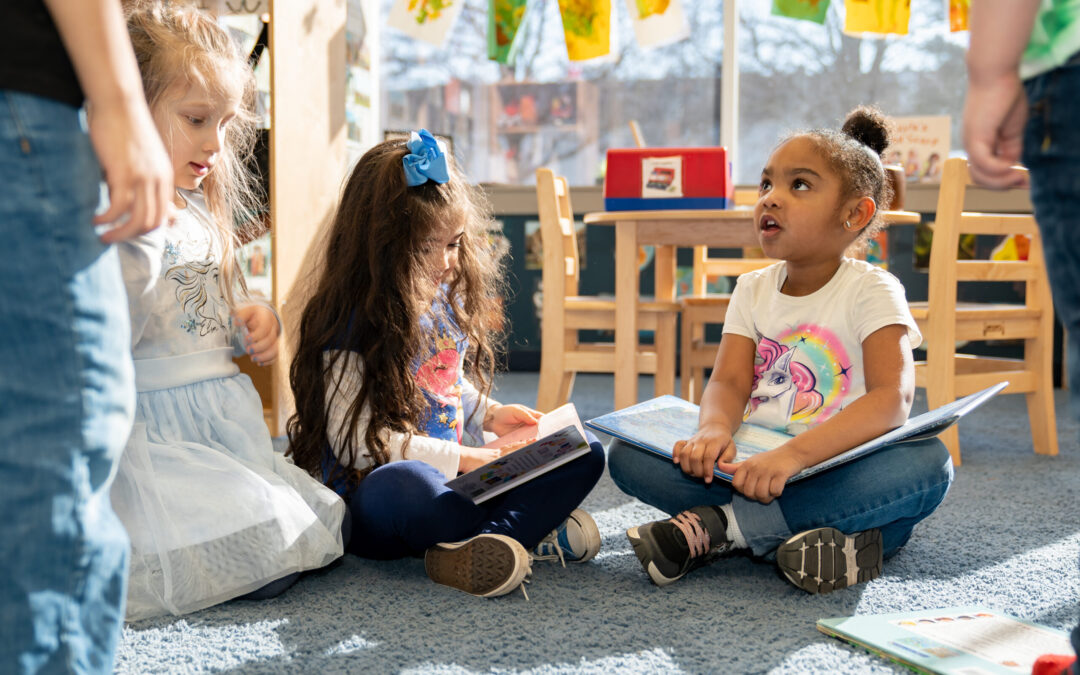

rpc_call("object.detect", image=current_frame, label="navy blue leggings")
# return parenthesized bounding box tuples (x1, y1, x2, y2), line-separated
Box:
(344, 436, 606, 559)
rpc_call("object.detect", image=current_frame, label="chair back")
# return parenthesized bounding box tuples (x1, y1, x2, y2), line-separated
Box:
(914, 156, 1058, 463)
(536, 168, 579, 302)
(927, 158, 1050, 346)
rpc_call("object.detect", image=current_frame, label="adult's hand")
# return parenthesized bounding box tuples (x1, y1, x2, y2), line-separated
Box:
(962, 74, 1029, 189)
(90, 99, 174, 243)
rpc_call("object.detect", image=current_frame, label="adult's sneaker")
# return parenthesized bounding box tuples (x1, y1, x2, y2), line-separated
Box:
(424, 534, 532, 598)
(626, 505, 734, 586)
(531, 508, 601, 566)
(775, 527, 882, 594)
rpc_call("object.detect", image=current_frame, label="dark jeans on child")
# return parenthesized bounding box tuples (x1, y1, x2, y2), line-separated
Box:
(341, 436, 605, 558)
(609, 436, 953, 559)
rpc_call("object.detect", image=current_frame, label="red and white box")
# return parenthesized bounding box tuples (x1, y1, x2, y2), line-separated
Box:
(603, 147, 733, 211)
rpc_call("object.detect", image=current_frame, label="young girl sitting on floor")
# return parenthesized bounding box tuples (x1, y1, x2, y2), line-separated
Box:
(610, 106, 954, 594)
(110, 2, 345, 620)
(287, 131, 606, 598)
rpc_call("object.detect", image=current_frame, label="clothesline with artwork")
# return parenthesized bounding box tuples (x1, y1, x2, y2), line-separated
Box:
(387, 0, 971, 63)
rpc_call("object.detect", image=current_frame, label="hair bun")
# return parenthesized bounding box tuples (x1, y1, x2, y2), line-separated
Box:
(841, 105, 892, 157)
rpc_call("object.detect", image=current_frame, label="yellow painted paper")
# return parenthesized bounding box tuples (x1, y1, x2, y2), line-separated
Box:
(558, 0, 611, 61)
(844, 0, 910, 35)
(949, 0, 970, 32)
(635, 0, 670, 19)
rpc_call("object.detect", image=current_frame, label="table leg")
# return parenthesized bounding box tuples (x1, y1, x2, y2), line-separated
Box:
(614, 221, 638, 410)
(654, 245, 677, 397)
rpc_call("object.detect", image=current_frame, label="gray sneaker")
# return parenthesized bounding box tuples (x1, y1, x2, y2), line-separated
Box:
(776, 527, 882, 594)
(424, 534, 532, 598)
(626, 505, 733, 586)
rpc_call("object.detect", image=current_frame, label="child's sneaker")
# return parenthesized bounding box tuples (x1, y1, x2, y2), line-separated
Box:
(424, 534, 532, 598)
(775, 527, 882, 594)
(626, 505, 734, 586)
(531, 508, 601, 566)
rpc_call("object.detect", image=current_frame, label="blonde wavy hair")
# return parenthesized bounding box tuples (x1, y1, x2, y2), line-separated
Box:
(125, 0, 262, 310)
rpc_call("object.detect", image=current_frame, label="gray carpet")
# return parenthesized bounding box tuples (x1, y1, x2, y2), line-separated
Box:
(116, 374, 1080, 674)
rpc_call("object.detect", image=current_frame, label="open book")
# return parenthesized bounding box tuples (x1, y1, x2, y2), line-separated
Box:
(818, 606, 1073, 674)
(585, 382, 1006, 484)
(445, 403, 591, 504)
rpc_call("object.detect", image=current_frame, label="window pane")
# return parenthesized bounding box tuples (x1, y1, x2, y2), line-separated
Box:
(381, 0, 968, 186)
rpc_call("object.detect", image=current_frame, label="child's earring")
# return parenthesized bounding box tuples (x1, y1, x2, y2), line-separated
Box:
(844, 220, 853, 230)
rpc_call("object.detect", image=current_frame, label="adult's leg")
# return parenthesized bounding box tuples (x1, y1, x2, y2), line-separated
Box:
(0, 93, 134, 673)
(609, 437, 953, 558)
(1023, 56, 1080, 425)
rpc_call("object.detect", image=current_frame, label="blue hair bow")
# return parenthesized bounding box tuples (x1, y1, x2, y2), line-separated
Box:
(402, 129, 450, 187)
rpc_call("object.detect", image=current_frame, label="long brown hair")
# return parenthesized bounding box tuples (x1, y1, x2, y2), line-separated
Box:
(126, 0, 261, 309)
(287, 139, 505, 491)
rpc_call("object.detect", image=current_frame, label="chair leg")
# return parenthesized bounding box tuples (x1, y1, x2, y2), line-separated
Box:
(925, 347, 960, 466)
(1026, 329, 1060, 456)
(536, 360, 563, 413)
(680, 311, 693, 401)
(655, 313, 677, 398)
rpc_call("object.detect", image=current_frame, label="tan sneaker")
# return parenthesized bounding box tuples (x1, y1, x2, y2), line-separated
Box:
(424, 534, 532, 598)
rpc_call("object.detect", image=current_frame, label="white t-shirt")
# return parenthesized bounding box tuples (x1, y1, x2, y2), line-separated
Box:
(722, 258, 920, 435)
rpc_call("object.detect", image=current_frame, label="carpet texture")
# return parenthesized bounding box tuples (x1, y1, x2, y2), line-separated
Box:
(116, 374, 1079, 674)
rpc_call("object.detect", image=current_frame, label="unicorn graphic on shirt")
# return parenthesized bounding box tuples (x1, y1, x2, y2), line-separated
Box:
(746, 336, 823, 432)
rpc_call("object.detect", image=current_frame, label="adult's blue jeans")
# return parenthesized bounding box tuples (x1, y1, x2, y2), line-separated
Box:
(608, 437, 953, 559)
(1023, 52, 1080, 426)
(343, 438, 605, 559)
(0, 92, 134, 673)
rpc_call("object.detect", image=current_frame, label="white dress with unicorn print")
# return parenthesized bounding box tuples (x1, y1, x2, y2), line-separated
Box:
(111, 189, 344, 621)
(722, 258, 920, 436)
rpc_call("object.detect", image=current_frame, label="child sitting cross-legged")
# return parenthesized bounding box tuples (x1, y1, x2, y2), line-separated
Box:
(610, 106, 955, 594)
(287, 131, 606, 598)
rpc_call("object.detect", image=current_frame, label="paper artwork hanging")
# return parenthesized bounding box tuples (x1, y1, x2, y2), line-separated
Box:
(489, 0, 529, 64)
(626, 0, 688, 49)
(843, 0, 910, 36)
(557, 0, 612, 61)
(387, 0, 466, 47)
(948, 0, 970, 31)
(771, 0, 831, 25)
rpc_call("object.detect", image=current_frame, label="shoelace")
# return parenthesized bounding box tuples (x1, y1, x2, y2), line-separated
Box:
(670, 511, 712, 558)
(530, 530, 567, 567)
(518, 562, 534, 601)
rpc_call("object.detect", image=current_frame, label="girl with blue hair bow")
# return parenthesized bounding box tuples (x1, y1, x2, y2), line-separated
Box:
(287, 130, 606, 598)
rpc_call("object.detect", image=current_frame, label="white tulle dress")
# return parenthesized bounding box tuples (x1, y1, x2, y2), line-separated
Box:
(111, 189, 344, 621)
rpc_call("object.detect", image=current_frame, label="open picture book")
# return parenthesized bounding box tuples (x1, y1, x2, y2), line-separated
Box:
(445, 403, 590, 504)
(817, 606, 1073, 674)
(584, 381, 1006, 484)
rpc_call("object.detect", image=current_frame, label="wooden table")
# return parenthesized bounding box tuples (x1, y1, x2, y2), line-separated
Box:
(582, 208, 922, 410)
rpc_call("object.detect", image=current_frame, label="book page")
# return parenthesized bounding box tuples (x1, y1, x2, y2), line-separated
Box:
(482, 403, 584, 449)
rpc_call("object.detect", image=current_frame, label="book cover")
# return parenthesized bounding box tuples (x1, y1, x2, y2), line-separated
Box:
(817, 607, 1072, 674)
(584, 382, 1006, 483)
(446, 403, 591, 504)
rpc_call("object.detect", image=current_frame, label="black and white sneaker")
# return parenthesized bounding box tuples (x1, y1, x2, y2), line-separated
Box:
(776, 527, 882, 594)
(626, 505, 734, 587)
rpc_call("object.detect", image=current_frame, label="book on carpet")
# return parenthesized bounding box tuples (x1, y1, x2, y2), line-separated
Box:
(445, 403, 590, 504)
(584, 381, 1006, 484)
(817, 606, 1073, 675)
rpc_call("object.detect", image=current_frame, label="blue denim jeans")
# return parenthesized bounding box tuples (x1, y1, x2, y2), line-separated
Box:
(608, 437, 953, 559)
(0, 92, 134, 673)
(1023, 52, 1080, 425)
(343, 438, 605, 559)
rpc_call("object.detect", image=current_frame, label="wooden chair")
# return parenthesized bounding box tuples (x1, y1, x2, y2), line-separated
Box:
(679, 189, 774, 403)
(535, 168, 680, 412)
(909, 157, 1058, 465)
